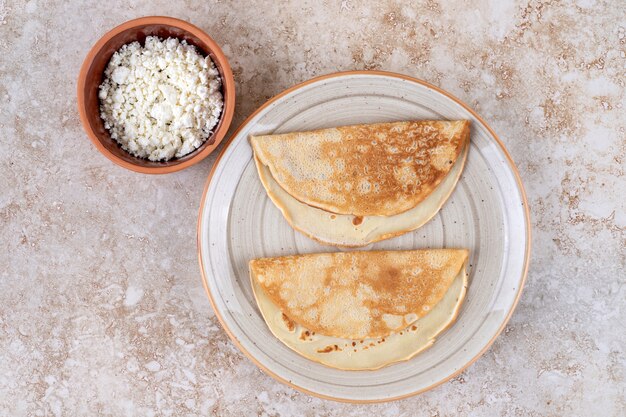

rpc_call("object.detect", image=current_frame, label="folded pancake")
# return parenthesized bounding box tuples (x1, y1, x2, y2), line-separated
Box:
(250, 120, 470, 247)
(254, 141, 467, 247)
(250, 249, 469, 370)
(251, 262, 468, 370)
(250, 120, 470, 217)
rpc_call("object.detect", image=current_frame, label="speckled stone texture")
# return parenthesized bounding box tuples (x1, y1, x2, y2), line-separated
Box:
(0, 0, 624, 415)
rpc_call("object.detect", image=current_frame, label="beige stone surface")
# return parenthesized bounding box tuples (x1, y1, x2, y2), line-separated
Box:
(1, 0, 624, 415)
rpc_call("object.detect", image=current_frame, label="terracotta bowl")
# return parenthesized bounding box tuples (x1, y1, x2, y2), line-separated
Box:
(77, 16, 235, 174)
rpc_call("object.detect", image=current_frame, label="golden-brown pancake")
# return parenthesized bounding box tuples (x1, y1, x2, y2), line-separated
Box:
(251, 261, 468, 370)
(250, 120, 470, 217)
(249, 249, 469, 340)
(253, 138, 468, 247)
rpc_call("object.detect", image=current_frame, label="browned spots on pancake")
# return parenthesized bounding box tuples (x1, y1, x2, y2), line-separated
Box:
(299, 330, 311, 341)
(317, 346, 334, 353)
(362, 264, 408, 311)
(316, 345, 342, 354)
(352, 216, 363, 225)
(384, 266, 400, 281)
(314, 120, 469, 216)
(411, 325, 417, 331)
(281, 313, 295, 332)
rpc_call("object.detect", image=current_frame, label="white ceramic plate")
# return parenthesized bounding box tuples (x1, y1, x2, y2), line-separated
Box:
(197, 71, 530, 403)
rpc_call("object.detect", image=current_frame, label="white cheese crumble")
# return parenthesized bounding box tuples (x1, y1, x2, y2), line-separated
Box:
(98, 36, 223, 161)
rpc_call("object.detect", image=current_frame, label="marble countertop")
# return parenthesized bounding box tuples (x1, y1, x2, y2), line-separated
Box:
(1, 0, 624, 415)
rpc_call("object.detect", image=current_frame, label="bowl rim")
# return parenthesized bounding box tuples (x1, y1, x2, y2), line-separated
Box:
(77, 16, 235, 174)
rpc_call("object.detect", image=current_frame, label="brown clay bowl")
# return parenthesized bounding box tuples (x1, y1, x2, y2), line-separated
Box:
(77, 16, 235, 174)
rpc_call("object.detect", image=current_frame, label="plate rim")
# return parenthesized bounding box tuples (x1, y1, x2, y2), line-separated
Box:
(196, 70, 532, 403)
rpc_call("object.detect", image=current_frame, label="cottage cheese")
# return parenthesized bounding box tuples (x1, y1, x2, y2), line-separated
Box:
(99, 36, 223, 161)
